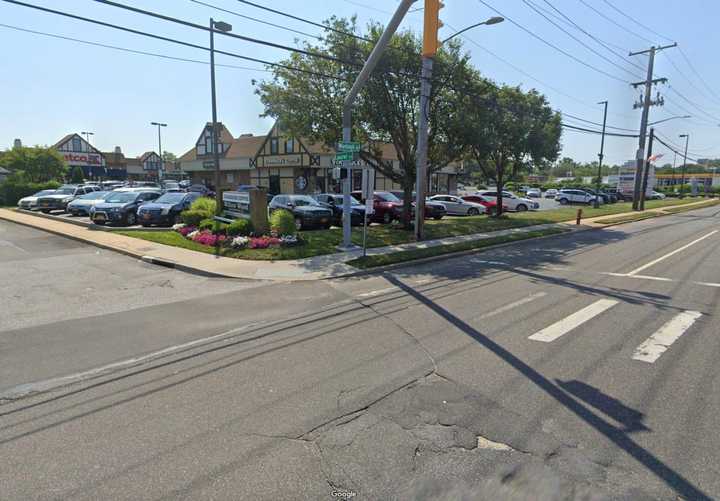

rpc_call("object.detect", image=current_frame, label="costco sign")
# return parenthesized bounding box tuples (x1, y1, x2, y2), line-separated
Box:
(63, 153, 105, 166)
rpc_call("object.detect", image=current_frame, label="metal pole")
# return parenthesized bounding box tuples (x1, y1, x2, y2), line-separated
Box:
(639, 128, 654, 210)
(157, 124, 164, 183)
(414, 56, 433, 240)
(595, 101, 608, 209)
(210, 18, 221, 217)
(340, 0, 417, 249)
(681, 134, 689, 198)
(633, 47, 655, 210)
(362, 212, 367, 257)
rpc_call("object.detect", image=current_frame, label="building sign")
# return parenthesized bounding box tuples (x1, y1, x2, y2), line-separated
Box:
(617, 165, 654, 197)
(265, 155, 301, 166)
(222, 191, 250, 219)
(295, 175, 308, 191)
(63, 153, 105, 166)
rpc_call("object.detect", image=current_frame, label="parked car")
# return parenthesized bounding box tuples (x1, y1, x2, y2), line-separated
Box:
(36, 185, 95, 213)
(137, 192, 202, 227)
(526, 188, 542, 198)
(556, 189, 602, 205)
(66, 191, 112, 216)
(17, 189, 57, 210)
(475, 190, 539, 212)
(579, 188, 615, 204)
(460, 195, 506, 215)
(389, 191, 447, 220)
(101, 180, 125, 190)
(648, 191, 666, 200)
(268, 194, 334, 230)
(429, 194, 486, 216)
(178, 180, 192, 189)
(90, 190, 161, 226)
(162, 181, 183, 193)
(187, 184, 215, 197)
(80, 184, 103, 192)
(313, 193, 367, 226)
(544, 188, 559, 199)
(351, 191, 404, 224)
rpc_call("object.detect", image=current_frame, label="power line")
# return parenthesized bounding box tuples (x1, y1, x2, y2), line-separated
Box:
(667, 86, 720, 124)
(677, 47, 720, 106)
(0, 23, 272, 73)
(561, 123, 638, 137)
(654, 131, 720, 158)
(562, 112, 636, 132)
(576, 0, 655, 46)
(600, 0, 674, 43)
(477, 0, 631, 83)
(0, 0, 350, 82)
(661, 52, 720, 110)
(521, 0, 643, 79)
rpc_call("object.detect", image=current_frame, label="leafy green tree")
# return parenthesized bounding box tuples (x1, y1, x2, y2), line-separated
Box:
(255, 18, 478, 227)
(0, 146, 67, 182)
(162, 151, 177, 162)
(70, 166, 85, 183)
(461, 83, 561, 216)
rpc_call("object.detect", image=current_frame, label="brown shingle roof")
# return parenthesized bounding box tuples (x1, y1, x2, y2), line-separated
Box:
(226, 135, 265, 158)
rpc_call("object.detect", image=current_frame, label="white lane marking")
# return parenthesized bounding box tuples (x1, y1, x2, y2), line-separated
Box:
(356, 286, 398, 298)
(529, 299, 618, 343)
(601, 272, 675, 282)
(472, 292, 548, 321)
(627, 230, 719, 276)
(632, 311, 703, 363)
(695, 282, 720, 288)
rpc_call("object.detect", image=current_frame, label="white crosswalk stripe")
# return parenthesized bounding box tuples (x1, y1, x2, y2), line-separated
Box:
(528, 299, 619, 343)
(632, 311, 703, 363)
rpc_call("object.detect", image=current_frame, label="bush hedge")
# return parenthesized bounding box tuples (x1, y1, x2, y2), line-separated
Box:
(226, 218, 253, 237)
(190, 197, 216, 214)
(269, 209, 297, 236)
(181, 209, 209, 227)
(198, 218, 215, 231)
(0, 180, 62, 206)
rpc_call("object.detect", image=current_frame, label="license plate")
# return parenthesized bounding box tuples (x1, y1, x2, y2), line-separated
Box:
(41, 202, 49, 207)
(321, 218, 328, 223)
(143, 213, 151, 219)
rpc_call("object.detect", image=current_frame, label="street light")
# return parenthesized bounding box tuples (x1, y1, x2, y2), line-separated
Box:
(441, 16, 504, 44)
(679, 133, 690, 197)
(81, 131, 94, 146)
(209, 18, 232, 221)
(151, 122, 167, 183)
(647, 115, 691, 126)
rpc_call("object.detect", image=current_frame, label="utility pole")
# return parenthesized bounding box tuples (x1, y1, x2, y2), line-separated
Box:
(340, 0, 417, 249)
(639, 128, 655, 211)
(209, 18, 232, 218)
(415, 0, 444, 241)
(679, 133, 689, 198)
(629, 43, 676, 210)
(151, 122, 167, 183)
(595, 101, 608, 209)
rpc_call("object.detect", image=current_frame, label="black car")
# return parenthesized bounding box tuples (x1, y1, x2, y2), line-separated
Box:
(90, 190, 161, 226)
(313, 193, 367, 226)
(187, 184, 215, 197)
(137, 192, 202, 227)
(268, 194, 334, 230)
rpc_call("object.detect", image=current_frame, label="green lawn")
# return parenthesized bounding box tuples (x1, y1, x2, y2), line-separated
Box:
(347, 228, 569, 269)
(116, 197, 708, 261)
(594, 212, 661, 225)
(662, 199, 719, 213)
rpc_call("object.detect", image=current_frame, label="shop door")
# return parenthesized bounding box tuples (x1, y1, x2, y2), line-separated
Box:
(269, 175, 281, 195)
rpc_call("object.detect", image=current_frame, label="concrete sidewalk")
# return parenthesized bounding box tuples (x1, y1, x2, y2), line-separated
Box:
(0, 200, 713, 281)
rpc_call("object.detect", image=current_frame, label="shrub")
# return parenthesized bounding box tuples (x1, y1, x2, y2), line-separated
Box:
(226, 218, 253, 237)
(0, 179, 61, 206)
(70, 166, 85, 183)
(181, 209, 208, 227)
(269, 209, 297, 236)
(190, 197, 217, 214)
(198, 218, 215, 231)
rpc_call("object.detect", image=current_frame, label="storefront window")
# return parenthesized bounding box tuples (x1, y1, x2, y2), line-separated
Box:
(270, 138, 279, 154)
(72, 137, 82, 152)
(285, 138, 294, 153)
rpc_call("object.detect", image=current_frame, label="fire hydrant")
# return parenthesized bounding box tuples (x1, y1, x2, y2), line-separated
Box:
(576, 209, 583, 225)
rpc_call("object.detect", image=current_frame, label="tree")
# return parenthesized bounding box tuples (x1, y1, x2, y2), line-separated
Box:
(255, 18, 477, 227)
(162, 151, 177, 162)
(0, 146, 67, 182)
(461, 83, 561, 216)
(70, 166, 85, 183)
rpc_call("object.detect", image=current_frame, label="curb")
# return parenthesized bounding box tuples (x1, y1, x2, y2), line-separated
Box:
(15, 209, 170, 232)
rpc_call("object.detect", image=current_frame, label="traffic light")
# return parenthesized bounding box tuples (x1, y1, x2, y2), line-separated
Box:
(422, 0, 444, 57)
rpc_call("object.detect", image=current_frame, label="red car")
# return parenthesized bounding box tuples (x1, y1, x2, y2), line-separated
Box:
(351, 191, 403, 224)
(461, 195, 507, 215)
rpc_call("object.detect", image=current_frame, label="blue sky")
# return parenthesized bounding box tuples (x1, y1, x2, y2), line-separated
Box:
(2, 0, 719, 165)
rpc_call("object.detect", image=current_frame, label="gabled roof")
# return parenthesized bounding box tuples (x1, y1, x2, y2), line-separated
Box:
(226, 135, 265, 158)
(139, 151, 158, 162)
(52, 133, 104, 156)
(194, 122, 234, 147)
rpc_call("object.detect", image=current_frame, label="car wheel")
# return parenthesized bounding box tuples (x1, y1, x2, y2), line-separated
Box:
(382, 212, 392, 224)
(433, 215, 444, 220)
(41, 209, 51, 214)
(295, 217, 303, 231)
(141, 223, 151, 228)
(558, 198, 569, 205)
(467, 208, 480, 216)
(323, 223, 332, 230)
(515, 204, 528, 212)
(126, 213, 137, 226)
(94, 221, 105, 226)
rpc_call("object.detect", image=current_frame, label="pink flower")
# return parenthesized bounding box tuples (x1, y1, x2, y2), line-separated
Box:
(178, 226, 196, 237)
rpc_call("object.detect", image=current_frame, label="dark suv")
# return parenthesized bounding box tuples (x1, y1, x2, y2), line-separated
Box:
(90, 190, 161, 226)
(313, 194, 367, 226)
(268, 195, 334, 230)
(137, 192, 201, 227)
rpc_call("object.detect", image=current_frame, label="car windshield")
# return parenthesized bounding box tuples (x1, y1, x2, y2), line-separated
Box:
(33, 190, 56, 197)
(78, 191, 109, 200)
(164, 183, 180, 190)
(376, 192, 401, 203)
(188, 186, 206, 192)
(155, 193, 186, 204)
(104, 193, 137, 203)
(55, 188, 75, 195)
(289, 196, 319, 206)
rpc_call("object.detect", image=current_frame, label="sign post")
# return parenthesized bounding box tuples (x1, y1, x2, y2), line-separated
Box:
(361, 168, 375, 257)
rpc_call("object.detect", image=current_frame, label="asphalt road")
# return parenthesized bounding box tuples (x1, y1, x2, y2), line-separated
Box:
(1, 206, 719, 500)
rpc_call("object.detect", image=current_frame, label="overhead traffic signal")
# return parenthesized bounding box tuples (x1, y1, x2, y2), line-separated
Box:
(422, 0, 445, 57)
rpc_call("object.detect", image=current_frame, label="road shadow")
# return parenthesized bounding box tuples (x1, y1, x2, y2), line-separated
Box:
(382, 274, 711, 501)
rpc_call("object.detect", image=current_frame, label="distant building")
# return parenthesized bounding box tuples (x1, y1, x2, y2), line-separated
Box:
(52, 133, 107, 179)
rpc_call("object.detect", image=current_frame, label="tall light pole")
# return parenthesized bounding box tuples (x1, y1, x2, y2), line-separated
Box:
(80, 132, 95, 179)
(679, 133, 689, 197)
(647, 115, 690, 126)
(415, 11, 504, 240)
(209, 18, 232, 218)
(81, 131, 94, 147)
(151, 122, 167, 183)
(595, 101, 608, 209)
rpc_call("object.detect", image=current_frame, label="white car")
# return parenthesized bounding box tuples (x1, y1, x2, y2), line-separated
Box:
(545, 188, 559, 199)
(556, 189, 601, 205)
(475, 190, 539, 212)
(526, 188, 542, 198)
(17, 189, 58, 210)
(429, 195, 486, 216)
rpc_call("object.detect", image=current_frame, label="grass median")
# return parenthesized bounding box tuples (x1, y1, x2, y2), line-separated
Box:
(661, 199, 720, 214)
(347, 227, 569, 269)
(115, 198, 706, 261)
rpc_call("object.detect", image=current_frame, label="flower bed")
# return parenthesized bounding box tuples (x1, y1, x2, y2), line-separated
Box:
(172, 223, 302, 250)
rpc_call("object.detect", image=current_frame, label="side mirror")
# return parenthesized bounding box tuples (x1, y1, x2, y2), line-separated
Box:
(286, 202, 294, 208)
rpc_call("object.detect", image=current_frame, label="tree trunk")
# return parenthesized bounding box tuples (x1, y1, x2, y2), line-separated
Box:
(495, 160, 504, 218)
(402, 182, 414, 230)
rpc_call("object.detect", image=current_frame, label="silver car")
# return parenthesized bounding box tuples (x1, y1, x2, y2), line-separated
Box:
(429, 195, 486, 216)
(66, 191, 112, 216)
(17, 189, 57, 210)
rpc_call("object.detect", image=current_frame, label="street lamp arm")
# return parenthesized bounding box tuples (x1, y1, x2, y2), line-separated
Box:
(441, 16, 504, 44)
(648, 115, 691, 126)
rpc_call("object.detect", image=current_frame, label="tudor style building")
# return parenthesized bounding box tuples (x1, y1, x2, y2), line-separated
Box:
(53, 133, 107, 179)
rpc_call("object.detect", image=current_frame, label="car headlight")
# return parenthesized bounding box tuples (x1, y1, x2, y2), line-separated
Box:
(63, 197, 73, 203)
(161, 207, 171, 215)
(113, 207, 122, 212)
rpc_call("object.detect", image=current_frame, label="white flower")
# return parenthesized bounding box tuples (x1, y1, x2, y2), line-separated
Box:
(172, 223, 186, 231)
(187, 230, 199, 240)
(231, 236, 250, 249)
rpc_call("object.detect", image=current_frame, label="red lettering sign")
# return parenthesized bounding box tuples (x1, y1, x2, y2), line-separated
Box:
(64, 153, 103, 165)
